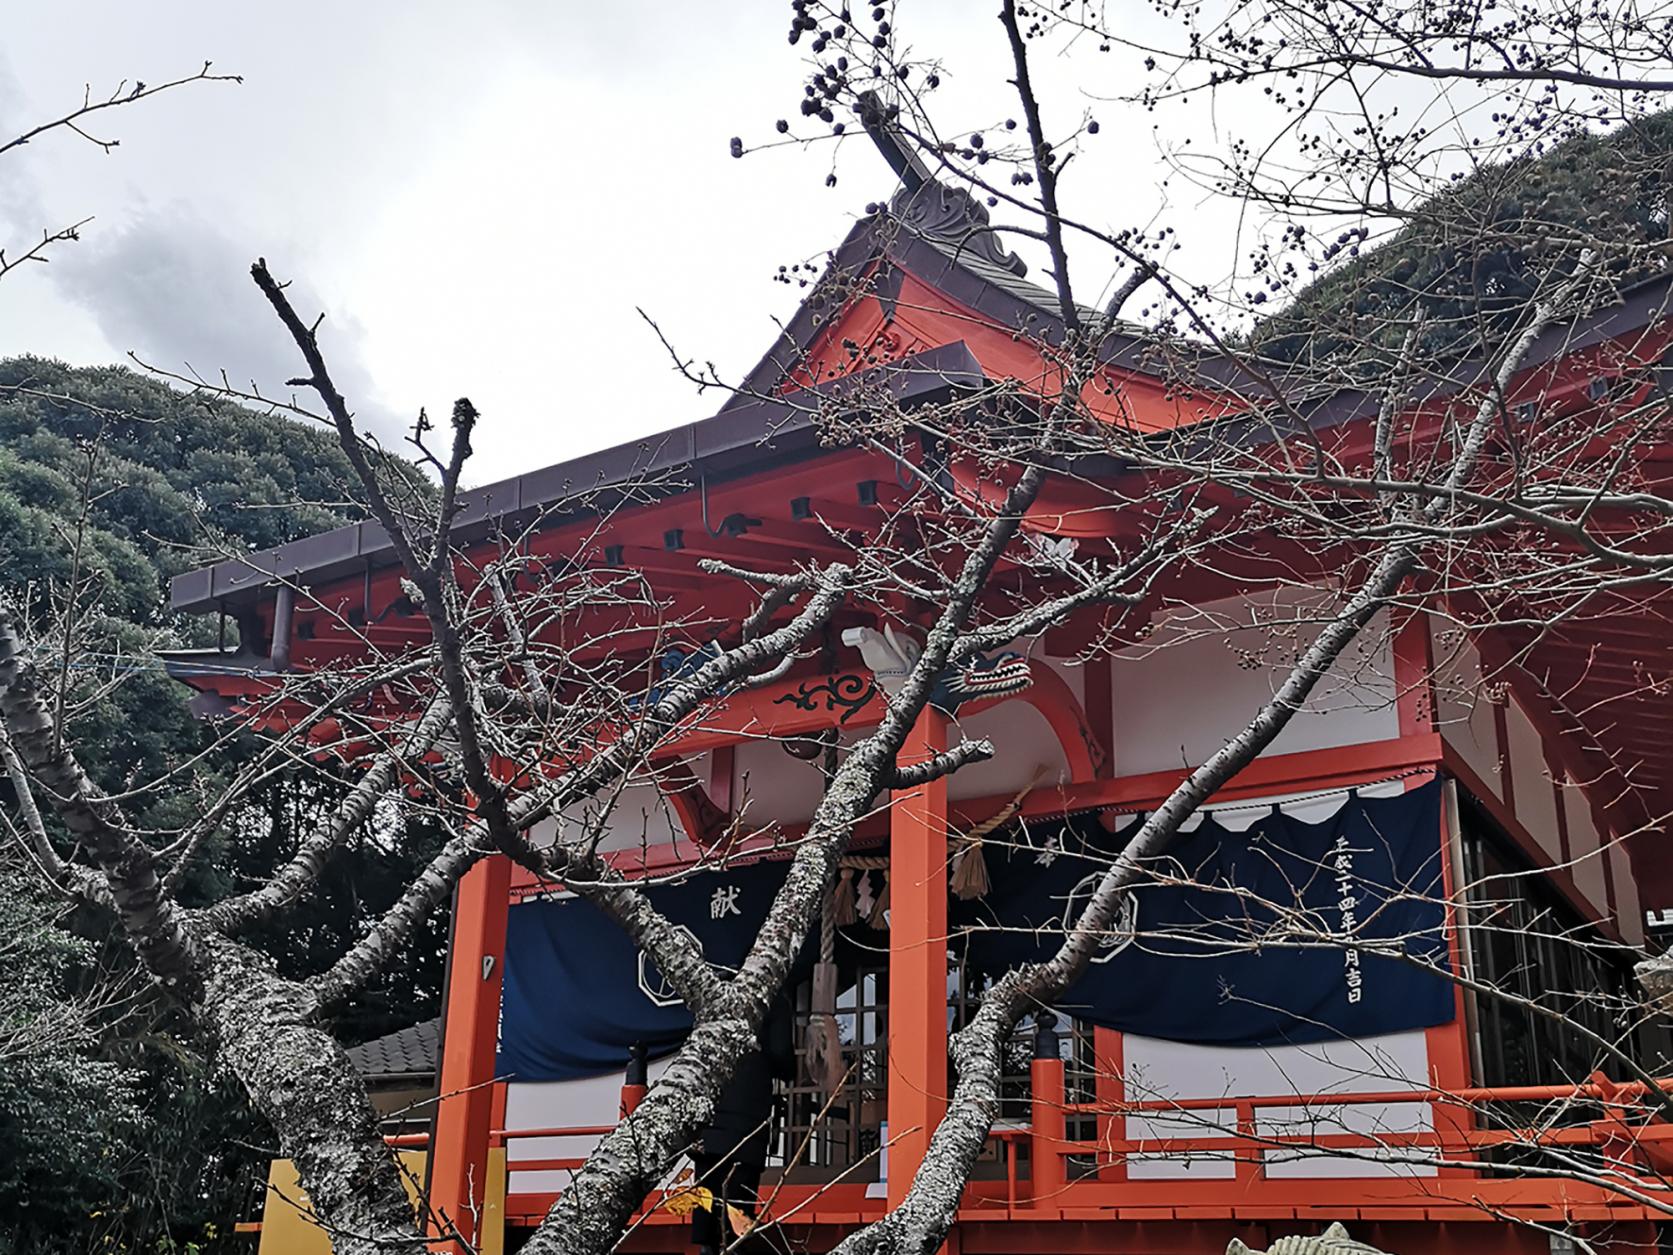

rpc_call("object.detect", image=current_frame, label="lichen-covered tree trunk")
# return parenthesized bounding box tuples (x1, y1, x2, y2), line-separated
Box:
(0, 605, 423, 1253)
(196, 937, 424, 1254)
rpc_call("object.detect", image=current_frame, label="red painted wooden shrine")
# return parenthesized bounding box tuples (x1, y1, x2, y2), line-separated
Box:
(169, 161, 1673, 1254)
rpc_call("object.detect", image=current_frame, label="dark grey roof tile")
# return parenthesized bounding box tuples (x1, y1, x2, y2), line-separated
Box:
(347, 1017, 439, 1079)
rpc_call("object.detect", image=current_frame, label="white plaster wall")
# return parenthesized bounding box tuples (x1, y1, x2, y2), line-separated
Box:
(1121, 1029, 1436, 1180)
(1111, 592, 1399, 778)
(1123, 1108, 1238, 1180)
(1429, 626, 1502, 800)
(947, 698, 1074, 801)
(526, 778, 685, 855)
(1431, 637, 1627, 937)
(719, 673, 1084, 828)
(730, 735, 829, 830)
(1503, 698, 1561, 866)
(505, 1058, 676, 1196)
(1560, 775, 1612, 923)
(1613, 840, 1644, 947)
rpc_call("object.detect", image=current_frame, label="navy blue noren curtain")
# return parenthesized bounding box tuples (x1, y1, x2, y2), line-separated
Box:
(499, 856, 807, 1081)
(956, 780, 1453, 1045)
(499, 782, 1453, 1081)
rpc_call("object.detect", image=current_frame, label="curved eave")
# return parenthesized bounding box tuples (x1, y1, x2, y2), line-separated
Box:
(168, 340, 987, 615)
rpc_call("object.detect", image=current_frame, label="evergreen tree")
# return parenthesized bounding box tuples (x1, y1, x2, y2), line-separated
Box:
(1252, 111, 1673, 373)
(0, 358, 446, 1254)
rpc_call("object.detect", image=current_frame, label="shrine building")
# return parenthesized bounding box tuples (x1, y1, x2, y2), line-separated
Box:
(167, 141, 1673, 1255)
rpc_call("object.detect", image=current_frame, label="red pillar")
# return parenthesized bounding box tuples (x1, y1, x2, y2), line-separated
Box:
(887, 709, 951, 1209)
(1392, 609, 1438, 741)
(620, 1042, 649, 1117)
(428, 853, 511, 1250)
(1028, 1014, 1067, 1207)
(1092, 1026, 1126, 1180)
(1395, 614, 1476, 1166)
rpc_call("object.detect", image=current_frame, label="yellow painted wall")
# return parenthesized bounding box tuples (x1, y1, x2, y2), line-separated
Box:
(255, 1150, 505, 1255)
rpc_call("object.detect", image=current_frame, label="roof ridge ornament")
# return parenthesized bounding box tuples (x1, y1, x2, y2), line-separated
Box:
(855, 90, 1028, 280)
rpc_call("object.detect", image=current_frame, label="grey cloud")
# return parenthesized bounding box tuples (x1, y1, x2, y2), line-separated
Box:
(0, 64, 47, 232)
(48, 204, 403, 441)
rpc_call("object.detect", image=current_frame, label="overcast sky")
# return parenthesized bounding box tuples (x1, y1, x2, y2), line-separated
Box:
(0, 2, 1270, 486)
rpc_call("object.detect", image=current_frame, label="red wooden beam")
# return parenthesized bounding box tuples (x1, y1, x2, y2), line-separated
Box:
(506, 733, 1451, 895)
(650, 756, 728, 848)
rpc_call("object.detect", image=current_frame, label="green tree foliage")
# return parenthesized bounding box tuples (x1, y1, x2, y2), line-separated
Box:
(1253, 111, 1673, 373)
(0, 358, 447, 1253)
(0, 869, 142, 1253)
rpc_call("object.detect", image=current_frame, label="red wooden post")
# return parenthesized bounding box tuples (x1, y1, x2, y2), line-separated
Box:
(1083, 655, 1114, 778)
(1428, 777, 1479, 1175)
(427, 853, 511, 1251)
(1395, 614, 1477, 1171)
(1392, 609, 1437, 741)
(620, 1041, 649, 1117)
(1029, 1012, 1067, 1208)
(708, 745, 735, 815)
(1093, 1026, 1127, 1181)
(887, 707, 951, 1209)
(1233, 1100, 1260, 1185)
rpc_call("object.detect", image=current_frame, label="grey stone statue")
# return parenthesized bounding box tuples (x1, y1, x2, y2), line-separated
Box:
(1228, 1223, 1391, 1255)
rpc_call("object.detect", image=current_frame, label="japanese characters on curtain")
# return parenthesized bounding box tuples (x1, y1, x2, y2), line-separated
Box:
(498, 781, 1452, 1081)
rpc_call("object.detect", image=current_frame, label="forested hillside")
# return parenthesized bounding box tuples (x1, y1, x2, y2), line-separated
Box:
(0, 358, 446, 1254)
(1251, 109, 1673, 373)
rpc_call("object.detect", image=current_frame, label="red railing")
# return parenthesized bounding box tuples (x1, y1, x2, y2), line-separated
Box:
(385, 1060, 649, 1170)
(388, 1048, 1673, 1225)
(1008, 1050, 1673, 1211)
(491, 1053, 650, 1173)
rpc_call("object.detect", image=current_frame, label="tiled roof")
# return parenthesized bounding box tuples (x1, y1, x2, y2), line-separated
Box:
(346, 1017, 439, 1080)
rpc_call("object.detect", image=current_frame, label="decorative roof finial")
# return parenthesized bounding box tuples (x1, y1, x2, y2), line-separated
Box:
(854, 91, 1028, 278)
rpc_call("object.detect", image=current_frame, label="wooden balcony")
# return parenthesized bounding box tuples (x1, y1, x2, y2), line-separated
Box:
(488, 1064, 1673, 1246)
(244, 1066, 1673, 1253)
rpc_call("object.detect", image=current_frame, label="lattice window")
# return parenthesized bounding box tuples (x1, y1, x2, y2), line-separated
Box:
(771, 940, 1099, 1184)
(1459, 797, 1638, 1089)
(774, 954, 889, 1181)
